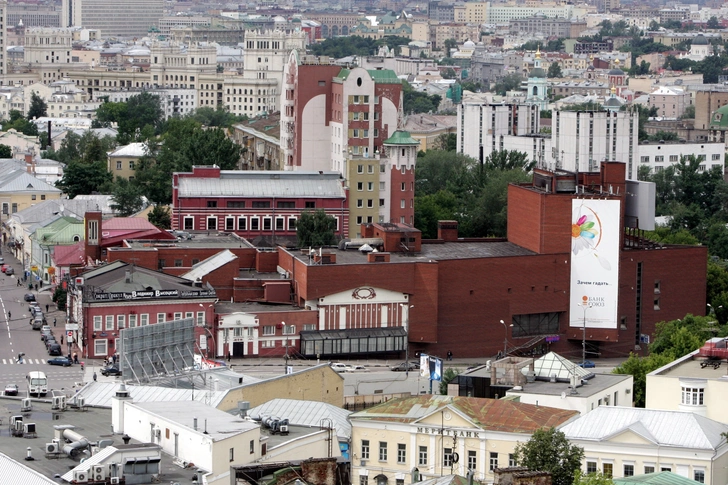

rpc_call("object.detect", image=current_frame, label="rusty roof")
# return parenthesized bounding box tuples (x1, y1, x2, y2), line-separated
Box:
(350, 395, 578, 434)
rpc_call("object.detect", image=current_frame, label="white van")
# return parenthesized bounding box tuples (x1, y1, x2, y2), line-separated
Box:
(26, 371, 47, 396)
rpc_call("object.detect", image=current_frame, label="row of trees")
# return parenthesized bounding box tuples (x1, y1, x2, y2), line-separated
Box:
(414, 149, 534, 239)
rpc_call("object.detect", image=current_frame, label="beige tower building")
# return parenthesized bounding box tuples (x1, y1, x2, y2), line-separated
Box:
(0, 1, 6, 76)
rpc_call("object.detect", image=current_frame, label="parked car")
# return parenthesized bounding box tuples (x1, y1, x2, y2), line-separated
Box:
(348, 365, 369, 372)
(101, 366, 122, 377)
(0, 257, 5, 265)
(577, 360, 596, 368)
(390, 361, 419, 372)
(5, 267, 14, 276)
(0, 264, 7, 273)
(48, 357, 72, 367)
(45, 338, 58, 349)
(329, 362, 348, 373)
(47, 343, 62, 356)
(4, 384, 18, 396)
(24, 293, 35, 302)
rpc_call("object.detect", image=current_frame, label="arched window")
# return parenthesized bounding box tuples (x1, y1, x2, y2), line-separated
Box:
(533, 86, 538, 96)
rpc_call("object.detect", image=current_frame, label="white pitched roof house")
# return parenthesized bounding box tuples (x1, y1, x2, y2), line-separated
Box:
(561, 406, 728, 484)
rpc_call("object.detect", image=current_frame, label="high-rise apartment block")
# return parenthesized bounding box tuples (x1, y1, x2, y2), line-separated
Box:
(281, 53, 414, 233)
(61, 0, 163, 38)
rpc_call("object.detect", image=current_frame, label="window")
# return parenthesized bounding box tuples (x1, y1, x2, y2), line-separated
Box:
(468, 451, 477, 471)
(252, 201, 270, 208)
(361, 440, 370, 459)
(251, 217, 259, 230)
(197, 312, 205, 326)
(357, 199, 363, 208)
(489, 452, 498, 471)
(357, 182, 363, 191)
(31, 194, 36, 200)
(157, 313, 165, 324)
(140, 314, 149, 326)
(229, 448, 234, 462)
(288, 218, 297, 230)
(207, 217, 217, 230)
(444, 448, 453, 467)
(644, 466, 655, 474)
(184, 216, 194, 230)
(250, 440, 255, 454)
(380, 199, 385, 207)
(357, 164, 364, 173)
(367, 200, 373, 208)
(368, 182, 373, 191)
(116, 161, 122, 170)
(174, 312, 182, 320)
(305, 201, 315, 209)
(654, 280, 661, 294)
(95, 339, 108, 356)
(174, 259, 183, 267)
(640, 156, 649, 163)
(379, 442, 387, 461)
(227, 201, 246, 208)
(261, 340, 275, 348)
(277, 201, 295, 209)
(654, 297, 660, 310)
(238, 217, 247, 231)
(226, 217, 235, 231)
(41, 194, 45, 200)
(694, 470, 705, 483)
(207, 200, 217, 208)
(669, 155, 678, 162)
(368, 164, 374, 174)
(128, 314, 137, 328)
(603, 463, 613, 478)
(263, 218, 272, 230)
(276, 218, 284, 231)
(587, 462, 597, 474)
(401, 182, 406, 191)
(93, 316, 102, 331)
(303, 324, 316, 331)
(401, 199, 405, 209)
(418, 446, 427, 466)
(117, 315, 125, 329)
(397, 444, 406, 463)
(282, 325, 295, 335)
(624, 464, 634, 477)
(661, 467, 671, 472)
(681, 386, 704, 405)
(654, 156, 664, 162)
(360, 477, 369, 485)
(263, 325, 275, 336)
(105, 315, 114, 330)
(713, 154, 721, 160)
(509, 454, 517, 467)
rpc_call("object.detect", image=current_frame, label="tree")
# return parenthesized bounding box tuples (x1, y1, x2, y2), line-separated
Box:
(483, 150, 535, 172)
(96, 93, 163, 144)
(3, 110, 39, 136)
(403, 81, 441, 114)
(110, 177, 145, 216)
(296, 210, 338, 247)
(415, 190, 460, 239)
(612, 352, 674, 407)
(433, 133, 456, 151)
(0, 144, 11, 158)
(56, 160, 113, 198)
(443, 38, 458, 53)
(52, 286, 67, 311)
(27, 92, 48, 120)
(682, 105, 695, 119)
(514, 428, 584, 485)
(547, 62, 563, 78)
(708, 16, 720, 29)
(188, 106, 246, 128)
(573, 471, 614, 485)
(438, 368, 459, 394)
(147, 205, 171, 229)
(493, 73, 523, 96)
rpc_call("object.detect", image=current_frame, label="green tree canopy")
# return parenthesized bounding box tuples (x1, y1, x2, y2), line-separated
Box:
(403, 81, 441, 114)
(147, 205, 171, 229)
(188, 106, 247, 128)
(438, 368, 459, 394)
(110, 177, 145, 216)
(0, 144, 11, 158)
(95, 93, 163, 144)
(547, 62, 563, 78)
(514, 428, 584, 485)
(493, 73, 523, 96)
(3, 110, 39, 136)
(56, 160, 113, 198)
(27, 92, 48, 120)
(296, 209, 338, 247)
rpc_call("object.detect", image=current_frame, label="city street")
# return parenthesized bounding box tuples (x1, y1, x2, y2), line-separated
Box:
(0, 250, 84, 396)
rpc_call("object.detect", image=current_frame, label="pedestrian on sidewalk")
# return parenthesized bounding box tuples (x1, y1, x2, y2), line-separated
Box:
(93, 372, 97, 382)
(53, 317, 56, 327)
(16, 279, 20, 287)
(45, 304, 49, 312)
(60, 335, 63, 345)
(7, 311, 10, 320)
(34, 283, 38, 291)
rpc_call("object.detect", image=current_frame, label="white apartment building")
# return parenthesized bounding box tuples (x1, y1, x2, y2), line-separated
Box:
(636, 142, 724, 176)
(562, 406, 728, 484)
(61, 0, 164, 38)
(648, 86, 691, 119)
(487, 3, 575, 23)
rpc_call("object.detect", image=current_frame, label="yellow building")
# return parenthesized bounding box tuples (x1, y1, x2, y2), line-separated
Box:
(350, 395, 578, 484)
(107, 142, 147, 180)
(347, 156, 383, 235)
(0, 160, 62, 223)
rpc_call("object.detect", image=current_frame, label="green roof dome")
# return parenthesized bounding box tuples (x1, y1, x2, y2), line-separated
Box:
(692, 34, 709, 45)
(710, 104, 728, 129)
(530, 67, 546, 78)
(383, 130, 419, 145)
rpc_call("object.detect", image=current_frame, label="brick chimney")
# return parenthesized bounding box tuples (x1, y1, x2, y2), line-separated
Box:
(437, 220, 459, 242)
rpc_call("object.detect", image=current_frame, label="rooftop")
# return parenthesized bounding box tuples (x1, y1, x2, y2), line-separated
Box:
(248, 398, 352, 440)
(0, 398, 189, 483)
(291, 240, 534, 265)
(107, 142, 147, 158)
(133, 401, 259, 441)
(121, 232, 255, 250)
(614, 472, 708, 485)
(648, 350, 727, 379)
(177, 171, 346, 199)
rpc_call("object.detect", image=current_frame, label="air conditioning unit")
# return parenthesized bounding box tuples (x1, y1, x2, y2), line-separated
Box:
(20, 398, 31, 412)
(93, 465, 106, 481)
(74, 277, 84, 286)
(52, 396, 66, 410)
(77, 396, 85, 408)
(23, 423, 36, 434)
(46, 442, 59, 454)
(73, 470, 88, 483)
(110, 478, 121, 485)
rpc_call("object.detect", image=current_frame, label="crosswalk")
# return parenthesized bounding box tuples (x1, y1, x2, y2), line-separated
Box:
(1, 358, 47, 365)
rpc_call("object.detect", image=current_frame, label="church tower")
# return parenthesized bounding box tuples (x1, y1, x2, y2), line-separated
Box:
(527, 47, 548, 110)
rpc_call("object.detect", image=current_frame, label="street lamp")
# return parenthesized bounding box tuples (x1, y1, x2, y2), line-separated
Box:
(400, 304, 414, 376)
(198, 302, 217, 358)
(578, 303, 593, 365)
(499, 319, 512, 356)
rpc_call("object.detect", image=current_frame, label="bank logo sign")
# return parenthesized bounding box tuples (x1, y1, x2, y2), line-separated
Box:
(569, 199, 620, 329)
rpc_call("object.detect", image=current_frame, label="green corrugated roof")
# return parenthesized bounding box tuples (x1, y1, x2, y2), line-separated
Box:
(33, 216, 84, 245)
(335, 68, 401, 84)
(614, 472, 703, 485)
(383, 130, 419, 145)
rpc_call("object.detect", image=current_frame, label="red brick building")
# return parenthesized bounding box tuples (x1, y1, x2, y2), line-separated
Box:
(170, 165, 348, 245)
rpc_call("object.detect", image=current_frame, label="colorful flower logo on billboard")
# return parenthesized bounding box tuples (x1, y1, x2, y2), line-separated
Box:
(571, 206, 612, 271)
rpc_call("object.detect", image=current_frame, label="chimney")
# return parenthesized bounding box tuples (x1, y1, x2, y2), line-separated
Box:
(125, 271, 132, 283)
(437, 220, 459, 242)
(111, 383, 133, 434)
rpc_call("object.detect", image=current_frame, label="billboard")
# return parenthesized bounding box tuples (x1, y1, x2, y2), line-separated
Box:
(569, 199, 620, 329)
(419, 353, 443, 381)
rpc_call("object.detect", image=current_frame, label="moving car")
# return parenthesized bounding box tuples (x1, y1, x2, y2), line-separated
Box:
(577, 360, 596, 368)
(0, 264, 7, 273)
(4, 384, 18, 396)
(390, 361, 419, 372)
(330, 362, 348, 373)
(47, 357, 72, 367)
(0, 257, 5, 265)
(24, 293, 35, 302)
(47, 343, 62, 356)
(101, 366, 122, 377)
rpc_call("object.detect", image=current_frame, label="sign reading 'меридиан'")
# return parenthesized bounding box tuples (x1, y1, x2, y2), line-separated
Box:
(92, 289, 216, 301)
